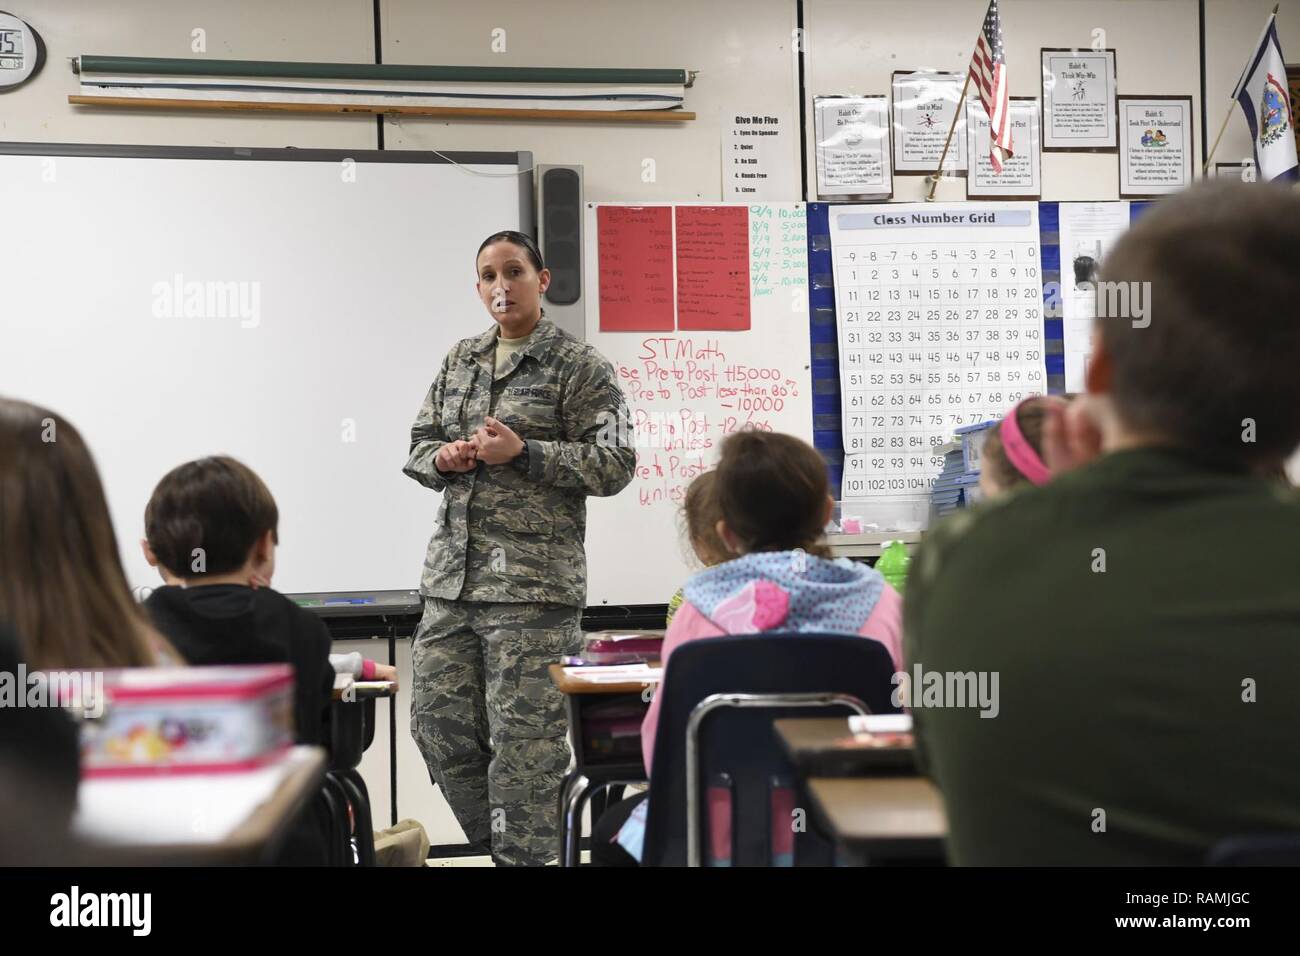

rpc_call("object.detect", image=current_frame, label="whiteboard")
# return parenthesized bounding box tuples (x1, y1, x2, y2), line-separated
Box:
(583, 202, 813, 606)
(0, 144, 528, 595)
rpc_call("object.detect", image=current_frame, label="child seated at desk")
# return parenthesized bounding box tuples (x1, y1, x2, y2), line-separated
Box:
(593, 431, 903, 865)
(140, 456, 395, 749)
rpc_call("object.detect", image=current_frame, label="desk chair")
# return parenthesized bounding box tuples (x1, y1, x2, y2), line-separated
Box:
(325, 695, 380, 866)
(639, 633, 900, 867)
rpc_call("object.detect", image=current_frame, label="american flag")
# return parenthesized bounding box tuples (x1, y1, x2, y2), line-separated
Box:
(970, 0, 1013, 172)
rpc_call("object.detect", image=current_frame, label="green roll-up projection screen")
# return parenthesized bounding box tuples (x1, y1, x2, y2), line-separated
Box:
(72, 55, 696, 119)
(76, 55, 692, 87)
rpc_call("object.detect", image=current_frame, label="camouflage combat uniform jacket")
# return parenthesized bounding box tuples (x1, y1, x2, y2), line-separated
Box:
(403, 318, 635, 608)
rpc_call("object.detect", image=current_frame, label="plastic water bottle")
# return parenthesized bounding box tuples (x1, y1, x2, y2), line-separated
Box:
(876, 540, 910, 595)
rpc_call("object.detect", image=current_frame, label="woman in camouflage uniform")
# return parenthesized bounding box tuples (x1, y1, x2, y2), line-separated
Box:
(403, 231, 635, 865)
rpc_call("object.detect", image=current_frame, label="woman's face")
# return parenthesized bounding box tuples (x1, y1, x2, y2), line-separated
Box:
(475, 241, 550, 334)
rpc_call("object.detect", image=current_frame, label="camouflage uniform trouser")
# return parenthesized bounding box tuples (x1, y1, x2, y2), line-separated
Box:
(410, 597, 582, 866)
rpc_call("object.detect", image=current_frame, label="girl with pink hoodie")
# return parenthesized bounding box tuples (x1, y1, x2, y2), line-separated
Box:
(592, 430, 903, 865)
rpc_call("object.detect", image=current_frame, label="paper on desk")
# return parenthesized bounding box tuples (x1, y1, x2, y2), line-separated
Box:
(563, 663, 663, 684)
(848, 714, 913, 735)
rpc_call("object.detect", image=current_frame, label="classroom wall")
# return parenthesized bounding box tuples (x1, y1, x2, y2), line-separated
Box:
(378, 0, 802, 200)
(0, 0, 377, 147)
(2, 0, 803, 201)
(804, 0, 1203, 202)
(11, 0, 1290, 198)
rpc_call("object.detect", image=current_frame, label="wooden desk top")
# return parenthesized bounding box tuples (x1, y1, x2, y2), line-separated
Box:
(774, 717, 917, 776)
(807, 776, 947, 849)
(548, 663, 661, 696)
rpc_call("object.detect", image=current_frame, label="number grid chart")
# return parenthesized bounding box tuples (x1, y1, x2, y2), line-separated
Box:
(827, 203, 1047, 498)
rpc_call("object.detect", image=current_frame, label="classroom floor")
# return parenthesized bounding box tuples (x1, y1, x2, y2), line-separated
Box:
(423, 850, 589, 866)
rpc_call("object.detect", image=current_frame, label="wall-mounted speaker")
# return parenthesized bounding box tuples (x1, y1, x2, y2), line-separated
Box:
(536, 164, 585, 340)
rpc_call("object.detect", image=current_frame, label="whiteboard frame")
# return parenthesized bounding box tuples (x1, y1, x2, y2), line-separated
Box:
(0, 140, 534, 233)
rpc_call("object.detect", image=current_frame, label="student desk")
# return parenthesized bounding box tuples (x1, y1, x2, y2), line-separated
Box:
(775, 717, 945, 864)
(773, 717, 918, 777)
(75, 745, 327, 865)
(549, 663, 658, 867)
(806, 778, 947, 864)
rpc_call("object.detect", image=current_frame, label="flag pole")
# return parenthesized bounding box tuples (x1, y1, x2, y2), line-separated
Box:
(926, 70, 974, 202)
(1204, 4, 1279, 173)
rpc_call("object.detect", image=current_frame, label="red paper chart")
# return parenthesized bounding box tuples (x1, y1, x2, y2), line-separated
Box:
(675, 205, 751, 331)
(596, 205, 675, 332)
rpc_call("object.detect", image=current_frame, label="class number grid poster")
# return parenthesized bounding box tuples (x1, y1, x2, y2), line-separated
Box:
(828, 202, 1047, 498)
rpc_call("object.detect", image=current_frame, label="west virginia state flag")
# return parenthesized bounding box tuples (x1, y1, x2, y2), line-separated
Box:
(1232, 16, 1299, 182)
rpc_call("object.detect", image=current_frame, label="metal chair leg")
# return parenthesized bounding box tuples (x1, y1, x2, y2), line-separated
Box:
(560, 774, 591, 867)
(320, 776, 352, 866)
(337, 770, 377, 866)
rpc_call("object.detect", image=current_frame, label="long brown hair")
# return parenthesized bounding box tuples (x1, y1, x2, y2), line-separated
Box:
(713, 431, 833, 559)
(0, 398, 164, 669)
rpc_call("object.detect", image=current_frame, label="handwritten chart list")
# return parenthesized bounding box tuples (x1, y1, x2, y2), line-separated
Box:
(596, 205, 674, 332)
(676, 205, 750, 331)
(749, 203, 808, 306)
(617, 338, 805, 508)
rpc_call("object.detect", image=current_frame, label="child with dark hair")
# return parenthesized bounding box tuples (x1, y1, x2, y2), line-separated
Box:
(646, 431, 902, 751)
(593, 431, 903, 865)
(140, 457, 394, 748)
(141, 457, 334, 753)
(141, 456, 401, 865)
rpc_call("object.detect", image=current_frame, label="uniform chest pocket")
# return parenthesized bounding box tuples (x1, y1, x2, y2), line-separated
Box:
(441, 387, 470, 439)
(494, 385, 562, 440)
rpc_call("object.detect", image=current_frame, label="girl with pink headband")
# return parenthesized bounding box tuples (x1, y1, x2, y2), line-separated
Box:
(978, 396, 1069, 498)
